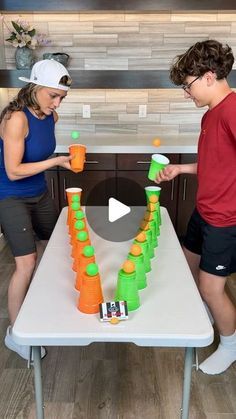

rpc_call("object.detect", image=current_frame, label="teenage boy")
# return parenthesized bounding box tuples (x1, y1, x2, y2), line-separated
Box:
(156, 40, 236, 374)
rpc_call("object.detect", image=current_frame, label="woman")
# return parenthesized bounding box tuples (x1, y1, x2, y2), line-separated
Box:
(0, 59, 74, 360)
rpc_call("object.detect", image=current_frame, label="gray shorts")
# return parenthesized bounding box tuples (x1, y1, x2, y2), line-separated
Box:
(0, 191, 58, 257)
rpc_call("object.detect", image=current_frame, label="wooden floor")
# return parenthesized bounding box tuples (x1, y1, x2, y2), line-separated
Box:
(0, 244, 236, 419)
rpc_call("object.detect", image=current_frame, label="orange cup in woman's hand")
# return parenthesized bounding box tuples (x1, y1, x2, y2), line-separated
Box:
(69, 144, 86, 173)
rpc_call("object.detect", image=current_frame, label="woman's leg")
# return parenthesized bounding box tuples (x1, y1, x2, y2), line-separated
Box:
(8, 252, 37, 324)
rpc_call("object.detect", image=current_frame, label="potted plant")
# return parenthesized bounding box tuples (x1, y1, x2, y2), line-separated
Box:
(2, 16, 50, 69)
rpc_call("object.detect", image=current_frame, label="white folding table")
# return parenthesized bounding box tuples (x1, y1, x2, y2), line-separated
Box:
(12, 207, 213, 419)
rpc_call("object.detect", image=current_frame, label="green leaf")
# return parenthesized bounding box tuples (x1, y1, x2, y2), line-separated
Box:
(11, 21, 22, 34)
(28, 29, 36, 37)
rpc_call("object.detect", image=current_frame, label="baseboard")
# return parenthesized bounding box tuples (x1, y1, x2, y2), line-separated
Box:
(0, 234, 6, 252)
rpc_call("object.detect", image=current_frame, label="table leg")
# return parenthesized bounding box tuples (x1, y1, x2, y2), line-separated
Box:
(32, 346, 44, 419)
(180, 347, 194, 419)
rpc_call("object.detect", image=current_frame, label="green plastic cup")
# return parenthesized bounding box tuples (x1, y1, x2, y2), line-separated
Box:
(128, 252, 147, 290)
(133, 238, 151, 273)
(145, 186, 161, 203)
(148, 154, 169, 181)
(115, 269, 140, 311)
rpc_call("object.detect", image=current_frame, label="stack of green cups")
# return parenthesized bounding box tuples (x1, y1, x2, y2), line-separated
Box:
(115, 260, 140, 311)
(144, 212, 158, 248)
(139, 221, 154, 259)
(133, 231, 151, 273)
(145, 186, 162, 226)
(128, 244, 147, 290)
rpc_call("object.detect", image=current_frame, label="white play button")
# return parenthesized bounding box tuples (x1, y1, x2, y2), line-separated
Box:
(108, 197, 131, 222)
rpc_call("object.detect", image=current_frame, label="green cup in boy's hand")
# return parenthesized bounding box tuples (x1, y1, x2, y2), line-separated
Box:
(148, 153, 170, 181)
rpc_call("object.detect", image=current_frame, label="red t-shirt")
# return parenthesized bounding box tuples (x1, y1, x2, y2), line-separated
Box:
(197, 91, 236, 227)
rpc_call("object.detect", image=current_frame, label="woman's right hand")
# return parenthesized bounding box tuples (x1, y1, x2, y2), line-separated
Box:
(57, 155, 73, 170)
(155, 164, 182, 184)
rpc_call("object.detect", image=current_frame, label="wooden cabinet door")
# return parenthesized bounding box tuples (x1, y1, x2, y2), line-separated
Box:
(58, 153, 116, 208)
(45, 170, 60, 213)
(59, 170, 116, 208)
(176, 154, 198, 239)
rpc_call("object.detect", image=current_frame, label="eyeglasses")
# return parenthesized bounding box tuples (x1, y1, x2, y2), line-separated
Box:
(182, 76, 201, 93)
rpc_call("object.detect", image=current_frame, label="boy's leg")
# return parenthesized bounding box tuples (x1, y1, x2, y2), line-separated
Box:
(198, 269, 236, 374)
(182, 246, 200, 286)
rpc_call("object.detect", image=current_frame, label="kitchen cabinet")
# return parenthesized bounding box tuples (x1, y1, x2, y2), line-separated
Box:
(116, 153, 180, 226)
(45, 170, 60, 213)
(176, 154, 198, 239)
(58, 153, 116, 207)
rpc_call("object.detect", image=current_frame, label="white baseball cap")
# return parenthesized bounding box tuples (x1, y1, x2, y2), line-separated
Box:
(19, 59, 72, 91)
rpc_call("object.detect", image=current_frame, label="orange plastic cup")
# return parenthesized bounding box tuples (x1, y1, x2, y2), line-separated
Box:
(77, 263, 103, 314)
(75, 253, 96, 291)
(69, 144, 86, 173)
(65, 187, 82, 225)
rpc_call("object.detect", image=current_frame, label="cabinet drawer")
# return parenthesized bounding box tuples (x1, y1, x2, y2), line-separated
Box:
(117, 154, 151, 170)
(59, 153, 116, 171)
(117, 153, 179, 170)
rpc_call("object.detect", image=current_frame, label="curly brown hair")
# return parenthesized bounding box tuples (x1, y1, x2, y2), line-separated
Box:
(170, 39, 234, 86)
(0, 75, 70, 123)
(0, 84, 41, 124)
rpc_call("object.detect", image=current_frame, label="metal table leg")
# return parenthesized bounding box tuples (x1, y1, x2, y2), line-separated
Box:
(32, 346, 44, 419)
(180, 347, 194, 419)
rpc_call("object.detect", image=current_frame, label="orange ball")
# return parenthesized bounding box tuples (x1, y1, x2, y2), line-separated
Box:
(148, 203, 156, 212)
(135, 231, 146, 242)
(140, 221, 149, 230)
(110, 317, 119, 325)
(130, 244, 142, 256)
(122, 260, 135, 273)
(144, 212, 153, 221)
(153, 138, 161, 147)
(149, 194, 158, 203)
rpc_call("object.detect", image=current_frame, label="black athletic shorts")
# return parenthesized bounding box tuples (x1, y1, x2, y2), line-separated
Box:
(0, 191, 58, 257)
(183, 208, 236, 277)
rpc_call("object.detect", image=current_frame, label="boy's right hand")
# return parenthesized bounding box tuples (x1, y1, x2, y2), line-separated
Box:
(155, 164, 181, 184)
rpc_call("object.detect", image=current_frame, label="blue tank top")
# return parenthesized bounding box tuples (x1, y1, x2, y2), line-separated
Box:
(0, 107, 56, 199)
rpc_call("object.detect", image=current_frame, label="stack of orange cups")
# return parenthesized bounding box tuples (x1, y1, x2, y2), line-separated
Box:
(70, 209, 86, 246)
(72, 230, 91, 263)
(65, 187, 82, 226)
(75, 245, 96, 291)
(77, 263, 104, 314)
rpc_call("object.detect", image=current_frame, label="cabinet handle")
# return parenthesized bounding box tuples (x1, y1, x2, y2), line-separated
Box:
(85, 160, 99, 164)
(63, 178, 66, 200)
(183, 178, 187, 201)
(137, 161, 151, 164)
(171, 179, 175, 201)
(50, 178, 55, 199)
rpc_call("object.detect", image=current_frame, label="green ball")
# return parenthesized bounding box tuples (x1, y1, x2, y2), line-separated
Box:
(75, 220, 85, 230)
(77, 231, 88, 241)
(72, 194, 80, 203)
(86, 262, 98, 276)
(83, 245, 94, 257)
(71, 130, 80, 140)
(75, 210, 84, 220)
(71, 202, 80, 211)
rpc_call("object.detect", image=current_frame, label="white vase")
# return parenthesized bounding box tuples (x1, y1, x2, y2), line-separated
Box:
(15, 47, 35, 70)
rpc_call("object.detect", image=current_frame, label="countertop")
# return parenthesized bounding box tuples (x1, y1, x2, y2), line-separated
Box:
(55, 133, 198, 154)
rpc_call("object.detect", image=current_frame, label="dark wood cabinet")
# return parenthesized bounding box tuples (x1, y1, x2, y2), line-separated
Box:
(176, 154, 198, 239)
(45, 170, 60, 213)
(58, 153, 116, 207)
